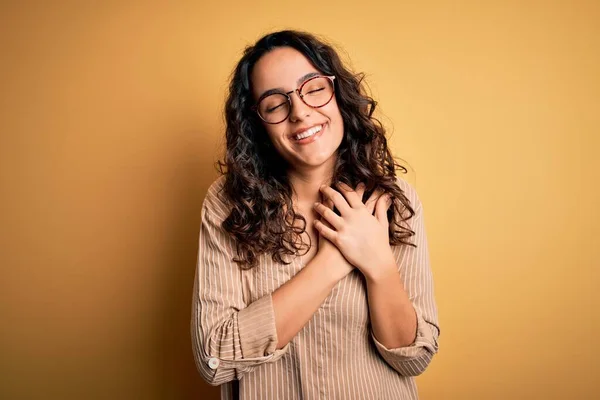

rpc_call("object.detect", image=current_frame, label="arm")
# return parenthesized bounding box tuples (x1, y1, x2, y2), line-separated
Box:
(274, 194, 354, 348)
(191, 185, 350, 386)
(272, 249, 350, 349)
(365, 267, 418, 349)
(367, 192, 440, 377)
(313, 181, 440, 377)
(191, 198, 286, 386)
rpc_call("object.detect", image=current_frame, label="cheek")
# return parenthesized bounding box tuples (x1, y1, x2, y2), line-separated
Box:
(325, 106, 344, 133)
(263, 125, 288, 148)
(262, 125, 279, 141)
(324, 100, 343, 125)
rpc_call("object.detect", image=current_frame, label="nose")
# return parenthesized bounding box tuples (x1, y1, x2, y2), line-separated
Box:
(288, 91, 312, 122)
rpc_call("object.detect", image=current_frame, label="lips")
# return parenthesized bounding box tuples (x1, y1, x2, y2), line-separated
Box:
(291, 123, 326, 141)
(294, 125, 322, 141)
(290, 123, 327, 146)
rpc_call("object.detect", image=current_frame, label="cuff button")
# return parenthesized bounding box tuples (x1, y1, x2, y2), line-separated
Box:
(208, 357, 220, 370)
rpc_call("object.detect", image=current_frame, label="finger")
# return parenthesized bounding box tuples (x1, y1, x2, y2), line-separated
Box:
(319, 185, 352, 215)
(320, 193, 339, 218)
(336, 182, 364, 209)
(355, 182, 366, 202)
(375, 194, 392, 225)
(320, 192, 335, 210)
(365, 188, 385, 214)
(325, 197, 335, 210)
(320, 216, 334, 229)
(314, 219, 338, 243)
(314, 202, 344, 230)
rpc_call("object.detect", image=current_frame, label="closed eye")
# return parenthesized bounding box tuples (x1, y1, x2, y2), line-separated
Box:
(266, 103, 286, 113)
(306, 87, 325, 95)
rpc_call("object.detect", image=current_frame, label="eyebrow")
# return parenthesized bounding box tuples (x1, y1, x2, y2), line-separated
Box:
(258, 72, 321, 100)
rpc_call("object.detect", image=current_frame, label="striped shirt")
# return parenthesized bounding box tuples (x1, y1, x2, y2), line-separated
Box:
(191, 176, 440, 399)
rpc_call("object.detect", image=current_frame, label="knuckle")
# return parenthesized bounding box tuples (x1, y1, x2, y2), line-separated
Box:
(333, 235, 341, 246)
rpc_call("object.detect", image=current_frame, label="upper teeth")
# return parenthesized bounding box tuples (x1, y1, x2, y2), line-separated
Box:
(294, 125, 322, 141)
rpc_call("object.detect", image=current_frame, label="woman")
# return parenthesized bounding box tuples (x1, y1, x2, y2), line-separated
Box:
(192, 30, 440, 400)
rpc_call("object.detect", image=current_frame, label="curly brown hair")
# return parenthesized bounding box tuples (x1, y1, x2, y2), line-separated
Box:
(216, 30, 416, 269)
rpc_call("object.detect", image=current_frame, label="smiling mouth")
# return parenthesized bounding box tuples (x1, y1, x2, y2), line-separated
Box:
(293, 124, 323, 141)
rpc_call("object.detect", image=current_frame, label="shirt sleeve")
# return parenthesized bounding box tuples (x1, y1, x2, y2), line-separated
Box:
(370, 181, 440, 376)
(191, 183, 289, 386)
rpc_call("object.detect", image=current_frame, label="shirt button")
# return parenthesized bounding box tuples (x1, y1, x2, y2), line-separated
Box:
(207, 357, 220, 370)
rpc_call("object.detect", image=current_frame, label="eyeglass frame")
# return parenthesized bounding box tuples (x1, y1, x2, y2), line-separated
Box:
(251, 75, 336, 124)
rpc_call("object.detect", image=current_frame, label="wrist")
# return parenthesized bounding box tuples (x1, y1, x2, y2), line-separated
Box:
(315, 251, 352, 283)
(364, 257, 398, 285)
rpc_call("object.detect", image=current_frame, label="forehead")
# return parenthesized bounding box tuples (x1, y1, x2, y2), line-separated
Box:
(251, 47, 320, 95)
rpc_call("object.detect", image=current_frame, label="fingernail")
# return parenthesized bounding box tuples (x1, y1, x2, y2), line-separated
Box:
(314, 202, 319, 208)
(320, 184, 327, 190)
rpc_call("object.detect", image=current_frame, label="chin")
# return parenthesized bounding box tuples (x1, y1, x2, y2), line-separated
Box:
(283, 134, 343, 171)
(298, 151, 339, 169)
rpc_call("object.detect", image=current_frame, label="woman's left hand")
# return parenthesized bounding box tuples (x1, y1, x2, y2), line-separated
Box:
(313, 182, 397, 280)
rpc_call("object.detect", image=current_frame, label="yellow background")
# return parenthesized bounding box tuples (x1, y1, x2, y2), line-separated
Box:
(1, 1, 598, 399)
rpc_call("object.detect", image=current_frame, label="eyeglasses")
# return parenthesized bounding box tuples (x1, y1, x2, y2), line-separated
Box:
(252, 75, 336, 124)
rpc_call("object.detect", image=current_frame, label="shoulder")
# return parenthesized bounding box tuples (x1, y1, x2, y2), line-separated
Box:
(394, 176, 423, 212)
(202, 175, 231, 223)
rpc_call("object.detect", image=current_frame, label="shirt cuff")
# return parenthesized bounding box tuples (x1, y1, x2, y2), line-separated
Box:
(371, 310, 438, 364)
(238, 293, 284, 358)
(205, 294, 289, 377)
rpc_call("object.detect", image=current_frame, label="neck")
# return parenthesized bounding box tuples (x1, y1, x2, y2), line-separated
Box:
(288, 157, 337, 210)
